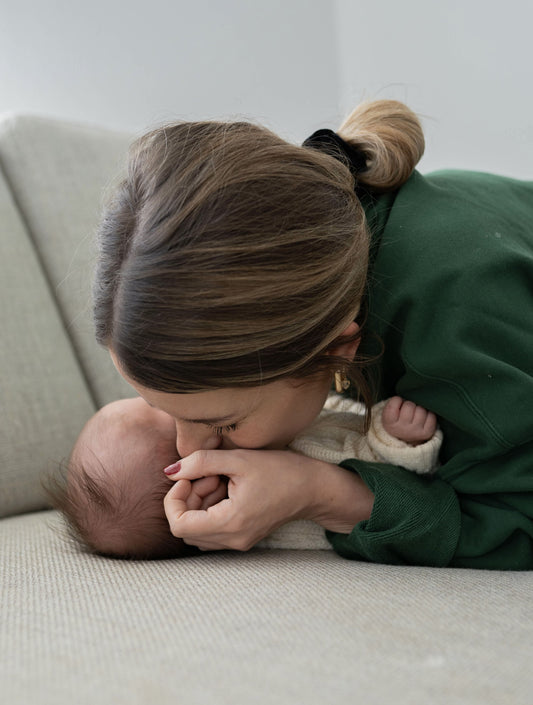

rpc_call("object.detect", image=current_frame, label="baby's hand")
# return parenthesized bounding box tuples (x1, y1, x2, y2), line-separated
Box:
(381, 396, 437, 445)
(168, 475, 228, 512)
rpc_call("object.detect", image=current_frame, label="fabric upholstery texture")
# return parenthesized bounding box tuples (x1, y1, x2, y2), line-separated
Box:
(2, 511, 532, 705)
(0, 164, 95, 516)
(0, 114, 134, 408)
(1, 113, 531, 704)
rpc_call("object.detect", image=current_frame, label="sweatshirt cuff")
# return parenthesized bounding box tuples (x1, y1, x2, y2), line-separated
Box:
(326, 459, 460, 566)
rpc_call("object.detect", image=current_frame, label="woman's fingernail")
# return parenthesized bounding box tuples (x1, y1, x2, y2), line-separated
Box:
(163, 461, 181, 475)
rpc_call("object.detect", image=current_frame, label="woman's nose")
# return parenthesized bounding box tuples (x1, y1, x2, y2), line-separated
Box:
(175, 422, 222, 457)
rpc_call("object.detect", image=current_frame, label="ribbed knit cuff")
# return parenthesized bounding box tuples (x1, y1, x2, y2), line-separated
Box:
(326, 459, 460, 566)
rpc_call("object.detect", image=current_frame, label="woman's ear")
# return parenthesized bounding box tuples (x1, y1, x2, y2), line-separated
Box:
(328, 321, 361, 360)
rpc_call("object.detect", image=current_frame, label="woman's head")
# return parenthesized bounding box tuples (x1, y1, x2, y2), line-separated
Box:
(95, 100, 423, 401)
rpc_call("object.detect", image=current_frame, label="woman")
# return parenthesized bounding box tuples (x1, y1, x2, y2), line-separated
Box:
(95, 100, 533, 569)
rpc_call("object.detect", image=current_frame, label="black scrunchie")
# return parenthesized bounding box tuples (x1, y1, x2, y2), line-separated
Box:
(302, 128, 368, 176)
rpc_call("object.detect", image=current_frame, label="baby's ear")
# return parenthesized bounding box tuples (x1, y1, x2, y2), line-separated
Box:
(328, 321, 361, 361)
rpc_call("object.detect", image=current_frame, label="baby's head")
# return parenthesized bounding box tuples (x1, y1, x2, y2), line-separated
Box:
(50, 397, 195, 559)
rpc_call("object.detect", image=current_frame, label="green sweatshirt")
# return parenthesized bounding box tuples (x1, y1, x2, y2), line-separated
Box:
(326, 169, 533, 569)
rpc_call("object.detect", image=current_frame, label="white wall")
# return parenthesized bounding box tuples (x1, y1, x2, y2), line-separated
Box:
(335, 0, 533, 178)
(1, 0, 532, 177)
(0, 0, 340, 142)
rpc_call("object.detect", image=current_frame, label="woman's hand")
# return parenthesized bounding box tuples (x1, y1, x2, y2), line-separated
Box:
(163, 449, 374, 551)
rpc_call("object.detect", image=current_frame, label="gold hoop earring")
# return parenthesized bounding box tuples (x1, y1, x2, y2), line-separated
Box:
(334, 370, 351, 394)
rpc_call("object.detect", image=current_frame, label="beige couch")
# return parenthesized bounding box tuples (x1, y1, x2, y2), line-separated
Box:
(1, 114, 531, 705)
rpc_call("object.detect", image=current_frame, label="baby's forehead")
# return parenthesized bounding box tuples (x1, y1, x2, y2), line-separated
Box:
(83, 407, 137, 447)
(86, 397, 163, 438)
(97, 397, 149, 427)
(75, 401, 160, 462)
(72, 397, 178, 480)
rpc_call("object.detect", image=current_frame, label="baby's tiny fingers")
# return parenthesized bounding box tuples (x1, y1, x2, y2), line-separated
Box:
(193, 475, 222, 497)
(200, 482, 228, 511)
(423, 411, 438, 436)
(398, 400, 417, 423)
(382, 396, 404, 424)
(412, 405, 430, 426)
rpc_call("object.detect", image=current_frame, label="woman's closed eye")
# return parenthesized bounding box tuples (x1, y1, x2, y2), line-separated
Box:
(209, 423, 238, 436)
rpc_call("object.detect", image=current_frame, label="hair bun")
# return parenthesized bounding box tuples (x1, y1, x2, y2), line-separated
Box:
(337, 100, 425, 192)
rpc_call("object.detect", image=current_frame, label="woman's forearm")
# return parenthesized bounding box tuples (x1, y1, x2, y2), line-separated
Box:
(304, 458, 374, 533)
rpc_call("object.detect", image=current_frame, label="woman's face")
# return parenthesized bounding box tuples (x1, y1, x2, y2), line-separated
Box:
(111, 354, 333, 457)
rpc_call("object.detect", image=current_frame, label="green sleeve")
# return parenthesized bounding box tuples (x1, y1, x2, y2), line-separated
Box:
(326, 459, 460, 567)
(326, 443, 533, 569)
(446, 440, 533, 569)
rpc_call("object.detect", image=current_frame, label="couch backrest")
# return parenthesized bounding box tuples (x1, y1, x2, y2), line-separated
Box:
(0, 114, 135, 517)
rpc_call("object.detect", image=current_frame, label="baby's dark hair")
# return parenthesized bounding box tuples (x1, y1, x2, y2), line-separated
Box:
(48, 457, 196, 560)
(46, 398, 196, 560)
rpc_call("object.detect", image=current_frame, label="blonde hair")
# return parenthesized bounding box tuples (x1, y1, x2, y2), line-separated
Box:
(94, 100, 424, 403)
(338, 99, 425, 192)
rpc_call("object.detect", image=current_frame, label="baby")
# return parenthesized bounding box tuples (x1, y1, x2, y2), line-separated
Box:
(50, 395, 442, 559)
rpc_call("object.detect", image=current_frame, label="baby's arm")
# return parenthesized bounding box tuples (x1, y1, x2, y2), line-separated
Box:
(381, 396, 437, 445)
(365, 397, 442, 474)
(289, 394, 441, 475)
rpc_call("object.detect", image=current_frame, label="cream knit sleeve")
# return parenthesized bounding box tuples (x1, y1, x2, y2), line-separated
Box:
(289, 395, 442, 474)
(255, 396, 442, 551)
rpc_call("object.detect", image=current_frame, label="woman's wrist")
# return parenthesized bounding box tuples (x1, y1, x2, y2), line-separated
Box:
(302, 457, 374, 534)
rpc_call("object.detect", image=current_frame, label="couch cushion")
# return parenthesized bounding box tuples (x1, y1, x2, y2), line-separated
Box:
(0, 114, 134, 407)
(0, 167, 95, 517)
(1, 510, 532, 705)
